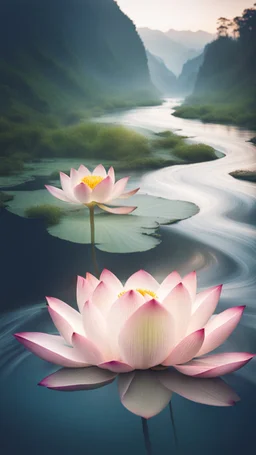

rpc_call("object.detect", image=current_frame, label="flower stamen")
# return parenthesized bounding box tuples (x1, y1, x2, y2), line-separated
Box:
(81, 175, 104, 189)
(118, 288, 157, 298)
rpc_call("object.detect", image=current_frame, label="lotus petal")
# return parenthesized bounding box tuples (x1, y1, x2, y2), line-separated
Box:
(108, 167, 115, 182)
(118, 370, 172, 418)
(60, 172, 72, 195)
(92, 164, 107, 178)
(111, 177, 129, 199)
(46, 297, 84, 344)
(77, 165, 91, 178)
(107, 290, 144, 354)
(157, 271, 182, 300)
(118, 188, 140, 199)
(82, 300, 111, 357)
(163, 283, 192, 343)
(163, 329, 205, 366)
(39, 366, 117, 391)
(92, 176, 113, 203)
(14, 333, 88, 367)
(100, 269, 123, 294)
(73, 182, 92, 204)
(76, 275, 99, 313)
(45, 185, 74, 203)
(158, 370, 240, 406)
(174, 352, 255, 377)
(97, 204, 137, 214)
(183, 271, 197, 300)
(91, 281, 117, 315)
(188, 285, 223, 333)
(98, 361, 133, 373)
(119, 299, 175, 369)
(72, 333, 105, 364)
(197, 306, 245, 356)
(124, 270, 159, 292)
(70, 168, 81, 187)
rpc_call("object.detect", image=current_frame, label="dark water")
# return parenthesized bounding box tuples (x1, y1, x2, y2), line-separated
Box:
(0, 99, 256, 454)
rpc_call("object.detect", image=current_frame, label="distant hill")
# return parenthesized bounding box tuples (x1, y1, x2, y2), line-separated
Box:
(177, 52, 205, 95)
(0, 0, 156, 122)
(166, 29, 214, 50)
(174, 5, 256, 129)
(138, 27, 200, 75)
(146, 51, 178, 96)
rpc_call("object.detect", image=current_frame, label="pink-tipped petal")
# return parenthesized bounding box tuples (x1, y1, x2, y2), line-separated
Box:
(91, 281, 117, 315)
(70, 168, 81, 187)
(107, 290, 145, 355)
(100, 269, 123, 293)
(188, 285, 223, 333)
(78, 165, 91, 178)
(111, 177, 130, 199)
(157, 271, 182, 300)
(76, 275, 99, 313)
(71, 333, 105, 365)
(14, 332, 88, 367)
(163, 283, 192, 343)
(163, 329, 205, 366)
(98, 361, 134, 373)
(86, 272, 100, 288)
(45, 185, 74, 203)
(92, 176, 113, 203)
(39, 366, 117, 391)
(118, 187, 140, 199)
(125, 269, 159, 292)
(118, 370, 172, 418)
(174, 352, 255, 378)
(108, 166, 115, 182)
(158, 370, 240, 406)
(92, 164, 107, 178)
(73, 182, 92, 204)
(82, 300, 111, 357)
(183, 271, 197, 300)
(119, 299, 175, 370)
(60, 172, 72, 194)
(97, 204, 137, 214)
(197, 306, 245, 357)
(46, 297, 84, 344)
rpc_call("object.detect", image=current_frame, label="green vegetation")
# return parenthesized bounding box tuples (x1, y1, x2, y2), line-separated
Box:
(230, 170, 256, 183)
(25, 205, 64, 226)
(175, 5, 256, 129)
(0, 192, 14, 208)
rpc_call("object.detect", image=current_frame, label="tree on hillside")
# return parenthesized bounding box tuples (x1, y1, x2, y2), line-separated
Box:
(217, 17, 230, 37)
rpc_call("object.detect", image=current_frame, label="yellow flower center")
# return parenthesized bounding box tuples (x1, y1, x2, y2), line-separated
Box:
(81, 175, 103, 189)
(118, 288, 157, 298)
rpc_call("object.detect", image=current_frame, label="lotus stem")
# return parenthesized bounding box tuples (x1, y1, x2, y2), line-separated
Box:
(141, 418, 152, 455)
(91, 242, 100, 278)
(169, 402, 180, 453)
(89, 205, 95, 245)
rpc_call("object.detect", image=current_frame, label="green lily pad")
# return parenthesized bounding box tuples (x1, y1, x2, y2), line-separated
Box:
(6, 191, 199, 253)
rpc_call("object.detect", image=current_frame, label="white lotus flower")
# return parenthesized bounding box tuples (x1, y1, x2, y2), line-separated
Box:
(14, 269, 254, 376)
(45, 164, 139, 215)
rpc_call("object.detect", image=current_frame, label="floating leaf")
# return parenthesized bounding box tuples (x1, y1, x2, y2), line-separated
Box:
(6, 191, 198, 253)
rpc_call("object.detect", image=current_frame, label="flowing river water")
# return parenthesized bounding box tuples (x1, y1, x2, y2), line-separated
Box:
(0, 98, 256, 455)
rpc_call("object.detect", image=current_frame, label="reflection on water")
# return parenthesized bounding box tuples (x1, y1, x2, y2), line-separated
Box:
(39, 367, 240, 417)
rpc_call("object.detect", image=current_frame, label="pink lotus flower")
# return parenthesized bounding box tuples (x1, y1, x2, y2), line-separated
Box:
(39, 367, 240, 418)
(14, 270, 254, 377)
(45, 164, 139, 215)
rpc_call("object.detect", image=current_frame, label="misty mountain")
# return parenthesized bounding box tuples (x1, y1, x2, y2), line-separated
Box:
(177, 52, 205, 95)
(146, 51, 177, 96)
(0, 0, 156, 120)
(174, 6, 256, 128)
(166, 29, 214, 50)
(138, 27, 200, 75)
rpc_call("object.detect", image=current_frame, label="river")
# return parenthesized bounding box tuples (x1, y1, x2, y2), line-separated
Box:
(1, 98, 256, 455)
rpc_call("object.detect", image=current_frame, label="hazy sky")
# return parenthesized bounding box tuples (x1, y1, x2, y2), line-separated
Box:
(115, 0, 252, 33)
